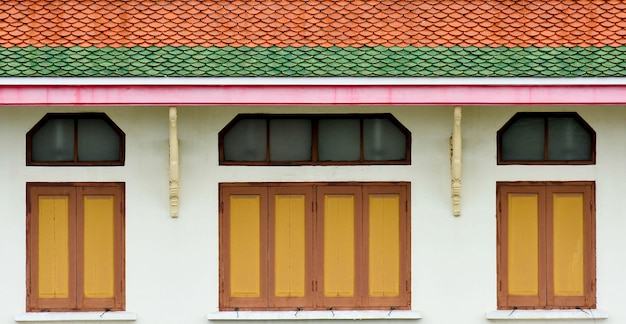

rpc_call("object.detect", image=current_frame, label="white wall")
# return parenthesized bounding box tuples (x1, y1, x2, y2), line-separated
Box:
(1, 105, 624, 324)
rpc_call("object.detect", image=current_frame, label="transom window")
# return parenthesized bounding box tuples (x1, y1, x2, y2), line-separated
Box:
(219, 114, 410, 165)
(220, 182, 410, 310)
(27, 113, 125, 166)
(497, 112, 595, 165)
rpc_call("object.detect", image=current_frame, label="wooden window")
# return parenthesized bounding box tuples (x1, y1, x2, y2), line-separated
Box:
(219, 114, 411, 165)
(497, 112, 595, 165)
(27, 113, 125, 166)
(497, 182, 595, 309)
(27, 183, 125, 312)
(219, 183, 410, 310)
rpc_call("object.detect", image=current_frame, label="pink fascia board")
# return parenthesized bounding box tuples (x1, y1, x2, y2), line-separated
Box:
(0, 84, 625, 106)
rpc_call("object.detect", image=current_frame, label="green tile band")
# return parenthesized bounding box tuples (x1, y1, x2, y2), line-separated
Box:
(1, 45, 626, 77)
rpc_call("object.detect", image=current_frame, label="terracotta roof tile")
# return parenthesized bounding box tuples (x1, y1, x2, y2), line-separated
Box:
(1, 0, 626, 48)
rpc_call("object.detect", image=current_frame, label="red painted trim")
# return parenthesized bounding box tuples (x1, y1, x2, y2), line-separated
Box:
(0, 85, 625, 105)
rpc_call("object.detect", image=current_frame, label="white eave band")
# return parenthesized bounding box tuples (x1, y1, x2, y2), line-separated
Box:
(2, 77, 626, 86)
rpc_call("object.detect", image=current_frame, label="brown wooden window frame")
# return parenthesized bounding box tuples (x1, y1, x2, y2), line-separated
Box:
(218, 114, 411, 166)
(219, 182, 411, 311)
(497, 112, 596, 165)
(496, 181, 596, 310)
(26, 113, 126, 166)
(26, 182, 125, 312)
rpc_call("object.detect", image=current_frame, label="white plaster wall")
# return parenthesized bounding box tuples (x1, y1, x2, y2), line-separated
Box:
(0, 105, 625, 324)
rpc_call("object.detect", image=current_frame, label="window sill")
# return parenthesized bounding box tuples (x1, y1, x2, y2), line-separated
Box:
(208, 310, 423, 321)
(15, 312, 138, 322)
(485, 309, 608, 320)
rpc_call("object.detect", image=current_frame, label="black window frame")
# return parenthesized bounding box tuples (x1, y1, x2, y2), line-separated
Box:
(219, 113, 411, 166)
(26, 113, 125, 166)
(497, 112, 595, 165)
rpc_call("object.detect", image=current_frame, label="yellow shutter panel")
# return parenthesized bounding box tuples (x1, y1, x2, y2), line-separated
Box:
(368, 194, 400, 297)
(230, 194, 262, 297)
(323, 194, 355, 297)
(552, 193, 584, 296)
(38, 196, 70, 299)
(507, 193, 539, 296)
(274, 194, 306, 297)
(83, 195, 115, 298)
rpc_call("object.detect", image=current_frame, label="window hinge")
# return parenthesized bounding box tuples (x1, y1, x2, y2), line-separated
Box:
(220, 201, 224, 213)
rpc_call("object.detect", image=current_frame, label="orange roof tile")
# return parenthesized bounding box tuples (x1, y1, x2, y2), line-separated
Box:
(1, 0, 626, 48)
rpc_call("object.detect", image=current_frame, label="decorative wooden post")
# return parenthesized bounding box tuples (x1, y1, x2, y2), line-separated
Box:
(451, 106, 462, 216)
(169, 107, 180, 218)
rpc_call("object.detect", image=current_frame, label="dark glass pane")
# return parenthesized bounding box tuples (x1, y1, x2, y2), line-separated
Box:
(363, 118, 406, 161)
(548, 117, 592, 161)
(269, 119, 312, 161)
(31, 119, 74, 162)
(501, 117, 545, 161)
(318, 119, 360, 161)
(77, 119, 121, 162)
(224, 119, 267, 161)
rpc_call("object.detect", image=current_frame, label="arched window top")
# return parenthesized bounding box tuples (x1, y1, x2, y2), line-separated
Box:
(497, 112, 595, 165)
(27, 113, 125, 166)
(219, 114, 411, 165)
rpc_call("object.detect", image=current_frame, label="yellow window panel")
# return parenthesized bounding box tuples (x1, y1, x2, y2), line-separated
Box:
(369, 194, 400, 297)
(274, 195, 306, 297)
(552, 193, 584, 296)
(507, 193, 539, 296)
(230, 195, 261, 297)
(83, 195, 115, 298)
(323, 194, 355, 297)
(38, 196, 70, 299)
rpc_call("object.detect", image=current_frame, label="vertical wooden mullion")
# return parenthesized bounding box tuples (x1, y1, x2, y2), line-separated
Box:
(76, 187, 85, 310)
(73, 119, 79, 163)
(583, 183, 596, 308)
(311, 120, 319, 163)
(537, 186, 552, 307)
(359, 119, 364, 162)
(265, 119, 270, 163)
(543, 117, 549, 161)
(68, 188, 78, 310)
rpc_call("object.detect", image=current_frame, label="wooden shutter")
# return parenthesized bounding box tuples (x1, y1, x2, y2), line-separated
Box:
(219, 182, 410, 310)
(497, 182, 595, 309)
(220, 186, 268, 309)
(546, 184, 595, 308)
(27, 183, 124, 312)
(316, 185, 362, 308)
(268, 186, 313, 308)
(363, 184, 409, 308)
(28, 186, 77, 310)
(497, 185, 547, 308)
(77, 186, 125, 310)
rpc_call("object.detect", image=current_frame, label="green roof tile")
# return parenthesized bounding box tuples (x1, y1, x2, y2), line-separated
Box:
(2, 45, 626, 77)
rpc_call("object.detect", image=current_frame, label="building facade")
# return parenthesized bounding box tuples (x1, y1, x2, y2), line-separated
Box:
(1, 1, 625, 324)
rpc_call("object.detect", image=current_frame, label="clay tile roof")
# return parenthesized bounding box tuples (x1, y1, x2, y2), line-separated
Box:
(0, 0, 626, 77)
(0, 0, 623, 49)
